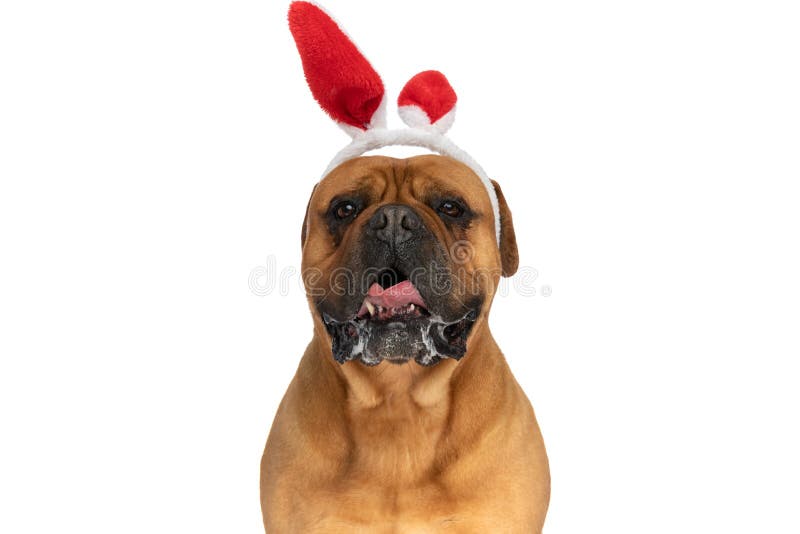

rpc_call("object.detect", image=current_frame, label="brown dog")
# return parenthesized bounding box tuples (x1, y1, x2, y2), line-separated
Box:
(260, 154, 549, 532)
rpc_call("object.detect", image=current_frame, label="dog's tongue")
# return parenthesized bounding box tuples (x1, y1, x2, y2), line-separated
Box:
(358, 281, 426, 315)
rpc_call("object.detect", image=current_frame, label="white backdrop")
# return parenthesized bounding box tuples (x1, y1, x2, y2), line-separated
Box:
(1, 1, 799, 532)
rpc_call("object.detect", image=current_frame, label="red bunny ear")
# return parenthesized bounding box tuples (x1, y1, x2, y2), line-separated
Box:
(397, 71, 457, 132)
(288, 2, 386, 135)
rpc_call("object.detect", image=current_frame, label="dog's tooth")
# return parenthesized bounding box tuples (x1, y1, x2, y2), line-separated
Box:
(409, 303, 415, 312)
(365, 300, 375, 316)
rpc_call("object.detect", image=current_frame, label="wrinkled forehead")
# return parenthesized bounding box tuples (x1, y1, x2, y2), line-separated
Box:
(314, 154, 491, 210)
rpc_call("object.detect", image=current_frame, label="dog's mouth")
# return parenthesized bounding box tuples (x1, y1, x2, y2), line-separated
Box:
(356, 276, 429, 321)
(322, 268, 478, 367)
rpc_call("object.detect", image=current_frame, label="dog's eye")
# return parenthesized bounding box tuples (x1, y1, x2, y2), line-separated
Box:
(437, 200, 465, 219)
(333, 200, 357, 220)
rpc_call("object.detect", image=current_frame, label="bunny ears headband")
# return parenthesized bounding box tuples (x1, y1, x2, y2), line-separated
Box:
(288, 1, 501, 244)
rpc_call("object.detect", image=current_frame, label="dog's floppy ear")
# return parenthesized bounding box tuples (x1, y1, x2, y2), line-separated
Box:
(300, 184, 318, 249)
(491, 180, 518, 277)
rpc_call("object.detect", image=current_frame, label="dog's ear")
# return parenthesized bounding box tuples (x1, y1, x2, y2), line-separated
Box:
(300, 184, 318, 249)
(491, 180, 518, 277)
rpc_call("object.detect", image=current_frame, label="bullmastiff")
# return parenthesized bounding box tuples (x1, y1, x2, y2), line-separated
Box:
(260, 154, 550, 532)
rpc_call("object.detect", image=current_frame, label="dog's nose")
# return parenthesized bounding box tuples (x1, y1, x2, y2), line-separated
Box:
(368, 204, 421, 245)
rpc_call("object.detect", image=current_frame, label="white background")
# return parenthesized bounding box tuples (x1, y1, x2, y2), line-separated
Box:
(1, 1, 799, 532)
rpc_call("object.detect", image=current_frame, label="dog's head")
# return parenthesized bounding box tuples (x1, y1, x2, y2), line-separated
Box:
(301, 154, 517, 367)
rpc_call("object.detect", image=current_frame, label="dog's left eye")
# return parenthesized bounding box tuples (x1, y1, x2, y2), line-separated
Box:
(333, 200, 357, 220)
(437, 200, 465, 219)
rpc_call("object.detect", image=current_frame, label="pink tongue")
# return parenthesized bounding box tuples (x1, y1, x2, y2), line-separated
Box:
(361, 281, 426, 312)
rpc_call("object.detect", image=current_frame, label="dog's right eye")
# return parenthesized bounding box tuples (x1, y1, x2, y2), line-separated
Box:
(332, 200, 357, 220)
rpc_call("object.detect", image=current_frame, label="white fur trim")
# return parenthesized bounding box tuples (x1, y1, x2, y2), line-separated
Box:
(432, 106, 456, 134)
(398, 105, 431, 128)
(322, 128, 501, 245)
(337, 122, 365, 137)
(397, 105, 456, 134)
(369, 93, 388, 130)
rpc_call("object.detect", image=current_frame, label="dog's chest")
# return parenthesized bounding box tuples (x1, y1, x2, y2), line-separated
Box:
(289, 417, 523, 530)
(295, 485, 459, 531)
(295, 402, 467, 528)
(288, 484, 510, 533)
(270, 455, 534, 533)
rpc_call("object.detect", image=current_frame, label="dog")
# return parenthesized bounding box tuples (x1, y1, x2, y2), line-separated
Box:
(260, 154, 550, 532)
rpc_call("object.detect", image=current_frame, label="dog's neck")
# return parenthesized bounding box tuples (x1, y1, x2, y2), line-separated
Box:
(306, 321, 512, 485)
(336, 352, 459, 409)
(313, 317, 500, 407)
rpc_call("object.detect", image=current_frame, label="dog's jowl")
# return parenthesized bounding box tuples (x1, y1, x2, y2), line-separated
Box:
(260, 3, 549, 532)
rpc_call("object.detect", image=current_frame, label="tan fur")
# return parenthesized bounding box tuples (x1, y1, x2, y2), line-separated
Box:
(261, 156, 549, 532)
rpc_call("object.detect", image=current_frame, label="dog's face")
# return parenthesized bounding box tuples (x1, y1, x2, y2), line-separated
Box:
(301, 154, 517, 367)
